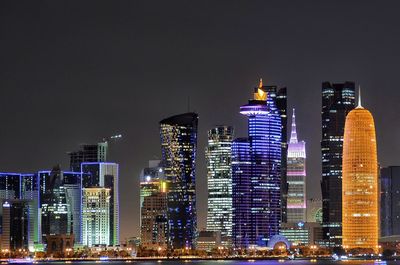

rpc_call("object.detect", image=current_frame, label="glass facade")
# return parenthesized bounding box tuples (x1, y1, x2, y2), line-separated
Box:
(380, 166, 400, 237)
(81, 162, 119, 246)
(320, 81, 355, 246)
(287, 109, 307, 223)
(0, 173, 40, 250)
(205, 126, 234, 245)
(232, 82, 282, 248)
(160, 112, 198, 250)
(342, 101, 378, 251)
(260, 83, 288, 222)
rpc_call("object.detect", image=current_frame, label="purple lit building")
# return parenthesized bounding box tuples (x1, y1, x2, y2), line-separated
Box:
(286, 109, 307, 223)
(232, 80, 282, 248)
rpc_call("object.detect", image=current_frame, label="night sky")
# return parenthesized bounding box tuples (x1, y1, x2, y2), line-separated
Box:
(1, 1, 400, 241)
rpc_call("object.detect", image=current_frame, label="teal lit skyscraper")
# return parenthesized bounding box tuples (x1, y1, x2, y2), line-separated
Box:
(205, 126, 234, 245)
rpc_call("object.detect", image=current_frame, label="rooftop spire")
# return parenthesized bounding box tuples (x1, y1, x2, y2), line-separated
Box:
(290, 108, 298, 143)
(259, 78, 263, 88)
(357, 85, 362, 108)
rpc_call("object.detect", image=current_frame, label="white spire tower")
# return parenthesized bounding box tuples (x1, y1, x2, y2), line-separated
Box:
(290, 108, 298, 143)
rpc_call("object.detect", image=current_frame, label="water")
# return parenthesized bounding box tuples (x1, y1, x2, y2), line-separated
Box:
(29, 260, 397, 265)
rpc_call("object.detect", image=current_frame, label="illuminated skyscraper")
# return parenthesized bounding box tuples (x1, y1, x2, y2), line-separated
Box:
(82, 188, 110, 246)
(160, 113, 198, 250)
(81, 162, 119, 246)
(232, 80, 282, 248)
(259, 85, 288, 222)
(342, 91, 378, 251)
(321, 81, 355, 246)
(287, 109, 307, 223)
(205, 126, 234, 245)
(0, 173, 40, 249)
(380, 166, 400, 237)
(139, 160, 168, 250)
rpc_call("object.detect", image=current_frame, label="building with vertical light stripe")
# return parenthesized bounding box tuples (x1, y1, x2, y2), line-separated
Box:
(206, 126, 234, 245)
(232, 79, 282, 248)
(287, 108, 307, 223)
(342, 91, 378, 251)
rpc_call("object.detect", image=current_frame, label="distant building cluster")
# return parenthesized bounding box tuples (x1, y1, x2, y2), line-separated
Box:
(0, 141, 120, 254)
(139, 79, 393, 255)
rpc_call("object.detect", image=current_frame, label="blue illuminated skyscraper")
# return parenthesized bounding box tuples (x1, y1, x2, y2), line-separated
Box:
(160, 112, 198, 250)
(232, 79, 282, 248)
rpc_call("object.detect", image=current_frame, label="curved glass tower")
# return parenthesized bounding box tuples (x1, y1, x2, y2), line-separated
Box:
(287, 108, 307, 223)
(232, 80, 282, 248)
(160, 113, 198, 250)
(206, 126, 234, 245)
(342, 91, 378, 251)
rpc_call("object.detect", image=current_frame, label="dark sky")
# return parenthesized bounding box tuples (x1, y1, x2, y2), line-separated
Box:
(1, 1, 400, 241)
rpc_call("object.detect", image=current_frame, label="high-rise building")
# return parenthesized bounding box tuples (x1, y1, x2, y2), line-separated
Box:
(342, 91, 378, 251)
(287, 109, 307, 223)
(139, 160, 168, 250)
(0, 173, 40, 250)
(39, 167, 73, 241)
(82, 188, 110, 246)
(205, 126, 234, 245)
(160, 113, 198, 250)
(320, 81, 355, 246)
(1, 200, 31, 251)
(232, 80, 282, 248)
(381, 166, 400, 237)
(260, 82, 288, 222)
(140, 193, 168, 250)
(139, 160, 165, 213)
(81, 162, 119, 246)
(69, 141, 108, 172)
(39, 167, 84, 244)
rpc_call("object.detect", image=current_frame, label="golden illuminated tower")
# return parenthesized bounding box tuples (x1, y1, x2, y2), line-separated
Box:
(342, 88, 378, 252)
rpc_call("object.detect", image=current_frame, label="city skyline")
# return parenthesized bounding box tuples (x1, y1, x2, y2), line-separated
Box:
(1, 1, 400, 241)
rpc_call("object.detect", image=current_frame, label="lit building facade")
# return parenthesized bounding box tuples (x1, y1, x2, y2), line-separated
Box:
(287, 109, 307, 223)
(82, 188, 110, 247)
(381, 166, 400, 237)
(139, 160, 168, 250)
(160, 112, 198, 250)
(205, 126, 234, 245)
(232, 80, 282, 248)
(69, 141, 108, 172)
(342, 93, 378, 251)
(0, 173, 40, 249)
(260, 84, 288, 222)
(1, 200, 31, 251)
(321, 81, 355, 246)
(81, 162, 119, 246)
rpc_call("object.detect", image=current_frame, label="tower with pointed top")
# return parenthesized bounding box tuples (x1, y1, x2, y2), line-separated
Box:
(232, 80, 282, 248)
(342, 90, 378, 251)
(286, 109, 307, 223)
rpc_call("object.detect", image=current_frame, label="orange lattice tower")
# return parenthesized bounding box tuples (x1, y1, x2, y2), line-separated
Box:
(342, 88, 379, 252)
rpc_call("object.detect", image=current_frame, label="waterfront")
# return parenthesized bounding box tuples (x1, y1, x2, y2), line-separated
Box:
(24, 260, 396, 265)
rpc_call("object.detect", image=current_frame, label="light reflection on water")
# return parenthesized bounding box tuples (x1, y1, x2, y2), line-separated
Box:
(27, 260, 395, 265)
